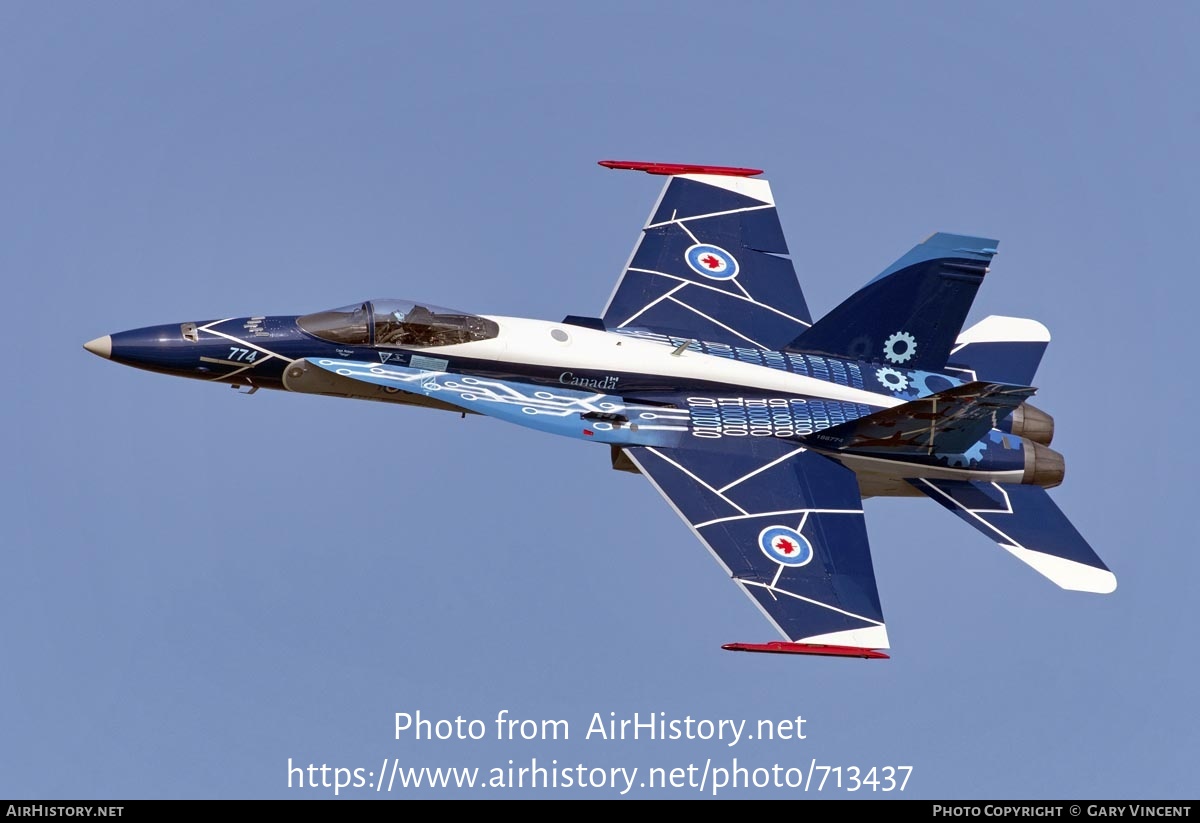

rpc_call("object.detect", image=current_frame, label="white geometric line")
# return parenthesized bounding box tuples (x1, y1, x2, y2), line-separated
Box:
(717, 446, 808, 493)
(617, 283, 687, 329)
(916, 479, 1021, 546)
(208, 365, 252, 382)
(666, 297, 767, 350)
(624, 450, 794, 640)
(677, 221, 700, 244)
(643, 447, 749, 516)
(741, 580, 885, 626)
(198, 356, 250, 367)
(730, 278, 753, 300)
(626, 268, 811, 327)
(918, 478, 1013, 515)
(984, 482, 1014, 514)
(770, 564, 784, 590)
(797, 511, 810, 532)
(695, 508, 864, 529)
(601, 177, 674, 318)
(678, 174, 774, 203)
(732, 581, 791, 641)
(945, 366, 979, 381)
(198, 323, 288, 362)
(646, 203, 774, 230)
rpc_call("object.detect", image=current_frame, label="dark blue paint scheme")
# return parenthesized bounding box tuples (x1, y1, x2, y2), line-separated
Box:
(85, 161, 1113, 658)
(630, 440, 884, 642)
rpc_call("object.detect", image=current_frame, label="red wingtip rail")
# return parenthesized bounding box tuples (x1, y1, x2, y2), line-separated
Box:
(722, 642, 890, 660)
(598, 160, 764, 177)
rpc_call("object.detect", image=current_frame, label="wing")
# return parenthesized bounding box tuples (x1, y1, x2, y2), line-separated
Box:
(598, 161, 812, 351)
(910, 479, 1116, 593)
(624, 437, 890, 657)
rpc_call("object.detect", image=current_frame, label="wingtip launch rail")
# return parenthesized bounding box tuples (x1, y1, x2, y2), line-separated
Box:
(598, 159, 764, 177)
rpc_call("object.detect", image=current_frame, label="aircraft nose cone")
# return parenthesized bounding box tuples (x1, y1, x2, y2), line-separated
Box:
(83, 335, 112, 359)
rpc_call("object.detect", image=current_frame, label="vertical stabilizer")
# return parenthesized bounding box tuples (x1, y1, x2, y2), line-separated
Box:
(790, 233, 996, 371)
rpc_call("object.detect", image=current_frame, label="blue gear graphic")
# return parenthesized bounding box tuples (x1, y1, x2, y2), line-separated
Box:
(875, 367, 908, 392)
(907, 370, 950, 396)
(883, 331, 917, 364)
(936, 441, 988, 468)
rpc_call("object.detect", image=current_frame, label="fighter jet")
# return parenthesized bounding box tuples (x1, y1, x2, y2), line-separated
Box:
(83, 160, 1114, 659)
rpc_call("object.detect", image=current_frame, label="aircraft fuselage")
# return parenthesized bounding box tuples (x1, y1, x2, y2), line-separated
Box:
(86, 310, 1062, 491)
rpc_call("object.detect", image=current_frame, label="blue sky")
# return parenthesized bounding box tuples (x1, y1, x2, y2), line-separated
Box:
(2, 1, 1195, 799)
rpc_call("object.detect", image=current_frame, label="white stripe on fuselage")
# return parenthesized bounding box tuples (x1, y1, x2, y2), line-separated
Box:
(414, 316, 902, 408)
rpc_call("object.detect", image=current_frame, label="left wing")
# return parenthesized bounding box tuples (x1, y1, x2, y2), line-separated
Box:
(624, 438, 889, 658)
(598, 161, 811, 351)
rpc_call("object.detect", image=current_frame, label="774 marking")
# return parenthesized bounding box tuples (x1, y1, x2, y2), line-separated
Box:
(228, 347, 258, 363)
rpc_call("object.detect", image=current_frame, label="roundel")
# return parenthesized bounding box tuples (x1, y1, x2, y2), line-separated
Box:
(758, 525, 814, 567)
(684, 244, 740, 280)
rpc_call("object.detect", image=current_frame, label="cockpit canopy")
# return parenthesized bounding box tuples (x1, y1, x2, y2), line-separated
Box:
(297, 300, 499, 348)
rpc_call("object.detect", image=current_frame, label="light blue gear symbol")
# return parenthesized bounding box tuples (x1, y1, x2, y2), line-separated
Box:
(875, 366, 909, 392)
(883, 331, 917, 364)
(907, 370, 947, 396)
(936, 441, 988, 467)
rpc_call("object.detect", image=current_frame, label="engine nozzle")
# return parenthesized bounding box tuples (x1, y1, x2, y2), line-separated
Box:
(1009, 402, 1055, 446)
(1022, 441, 1065, 488)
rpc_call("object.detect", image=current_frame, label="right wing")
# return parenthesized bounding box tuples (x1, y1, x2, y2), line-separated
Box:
(624, 437, 889, 656)
(599, 161, 812, 351)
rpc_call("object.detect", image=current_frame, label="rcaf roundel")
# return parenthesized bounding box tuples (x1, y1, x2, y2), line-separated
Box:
(758, 525, 814, 567)
(684, 244, 740, 280)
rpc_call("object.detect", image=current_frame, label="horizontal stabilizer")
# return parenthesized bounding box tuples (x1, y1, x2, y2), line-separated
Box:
(911, 479, 1115, 593)
(948, 315, 1051, 385)
(791, 233, 996, 371)
(804, 381, 1034, 457)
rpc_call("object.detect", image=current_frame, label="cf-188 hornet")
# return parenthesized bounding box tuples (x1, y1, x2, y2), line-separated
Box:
(84, 160, 1114, 659)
